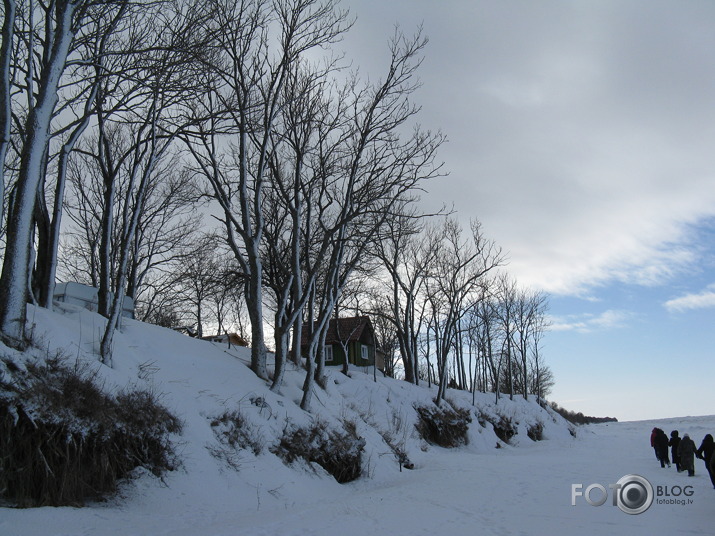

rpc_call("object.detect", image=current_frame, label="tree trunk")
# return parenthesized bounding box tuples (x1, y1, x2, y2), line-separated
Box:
(291, 314, 303, 365)
(300, 345, 316, 411)
(32, 183, 51, 305)
(0, 0, 77, 346)
(0, 0, 15, 230)
(97, 116, 116, 318)
(271, 321, 289, 391)
(245, 244, 268, 380)
(38, 107, 97, 309)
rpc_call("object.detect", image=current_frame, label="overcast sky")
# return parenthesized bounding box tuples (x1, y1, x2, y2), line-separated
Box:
(340, 0, 715, 421)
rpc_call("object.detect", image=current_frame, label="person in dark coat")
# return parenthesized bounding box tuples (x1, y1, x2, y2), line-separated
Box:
(650, 428, 659, 459)
(669, 430, 681, 471)
(654, 428, 670, 468)
(710, 450, 715, 489)
(678, 433, 697, 476)
(696, 434, 715, 488)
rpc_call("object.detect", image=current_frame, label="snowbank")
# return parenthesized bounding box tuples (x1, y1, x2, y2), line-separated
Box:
(16, 305, 702, 535)
(3, 305, 572, 499)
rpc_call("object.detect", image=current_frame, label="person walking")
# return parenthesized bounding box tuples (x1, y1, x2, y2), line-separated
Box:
(654, 429, 670, 468)
(678, 433, 697, 477)
(696, 434, 715, 488)
(650, 427, 659, 460)
(669, 430, 681, 471)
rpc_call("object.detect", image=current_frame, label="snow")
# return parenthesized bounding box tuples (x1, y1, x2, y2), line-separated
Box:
(53, 282, 135, 319)
(1, 304, 713, 535)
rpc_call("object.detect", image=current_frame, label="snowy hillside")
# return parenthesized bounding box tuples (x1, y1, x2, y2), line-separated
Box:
(1, 305, 714, 535)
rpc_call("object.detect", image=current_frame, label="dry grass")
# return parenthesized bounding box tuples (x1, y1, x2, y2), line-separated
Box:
(271, 419, 365, 483)
(0, 355, 181, 507)
(414, 403, 472, 448)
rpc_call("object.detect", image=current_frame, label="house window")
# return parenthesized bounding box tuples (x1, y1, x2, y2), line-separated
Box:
(325, 345, 334, 362)
(361, 345, 368, 361)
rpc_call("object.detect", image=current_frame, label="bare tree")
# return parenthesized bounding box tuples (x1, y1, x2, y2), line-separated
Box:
(299, 30, 445, 410)
(368, 297, 399, 378)
(182, 0, 350, 381)
(0, 0, 16, 230)
(463, 299, 483, 400)
(207, 259, 244, 338)
(425, 218, 502, 405)
(475, 296, 501, 402)
(0, 0, 208, 351)
(182, 243, 217, 338)
(373, 208, 441, 385)
(493, 273, 517, 401)
(94, 1, 211, 363)
(134, 269, 186, 326)
(259, 57, 349, 391)
(0, 0, 126, 346)
(528, 294, 551, 402)
(511, 288, 548, 400)
(60, 150, 200, 308)
(33, 0, 132, 311)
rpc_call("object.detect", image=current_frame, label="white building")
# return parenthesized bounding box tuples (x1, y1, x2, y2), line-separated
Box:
(54, 282, 135, 319)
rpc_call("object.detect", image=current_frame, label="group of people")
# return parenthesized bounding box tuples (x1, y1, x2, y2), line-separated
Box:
(650, 428, 715, 488)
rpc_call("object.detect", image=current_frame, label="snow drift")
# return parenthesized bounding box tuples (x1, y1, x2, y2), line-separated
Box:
(0, 304, 574, 507)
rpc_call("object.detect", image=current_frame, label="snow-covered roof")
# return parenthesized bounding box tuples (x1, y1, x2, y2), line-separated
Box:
(301, 316, 375, 346)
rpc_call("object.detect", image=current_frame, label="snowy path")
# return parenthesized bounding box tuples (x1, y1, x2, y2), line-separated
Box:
(232, 418, 714, 536)
(4, 417, 712, 536)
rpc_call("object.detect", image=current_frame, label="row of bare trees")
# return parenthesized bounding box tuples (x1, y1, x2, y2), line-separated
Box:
(344, 215, 554, 406)
(0, 0, 212, 366)
(0, 0, 451, 410)
(0, 0, 551, 409)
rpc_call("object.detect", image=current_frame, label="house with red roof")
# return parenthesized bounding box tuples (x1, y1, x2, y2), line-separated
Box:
(301, 315, 383, 370)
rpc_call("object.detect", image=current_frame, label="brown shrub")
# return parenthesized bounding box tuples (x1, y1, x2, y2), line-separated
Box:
(414, 404, 471, 448)
(0, 355, 181, 507)
(271, 420, 365, 483)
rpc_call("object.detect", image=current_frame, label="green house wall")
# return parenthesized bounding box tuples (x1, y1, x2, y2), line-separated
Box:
(325, 341, 374, 367)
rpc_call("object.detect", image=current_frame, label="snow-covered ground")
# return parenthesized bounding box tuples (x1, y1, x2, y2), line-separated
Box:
(1, 306, 713, 535)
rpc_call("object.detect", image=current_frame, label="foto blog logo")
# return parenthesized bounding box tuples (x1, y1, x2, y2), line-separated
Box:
(571, 474, 654, 515)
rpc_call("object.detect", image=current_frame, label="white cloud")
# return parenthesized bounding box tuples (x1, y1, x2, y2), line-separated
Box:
(345, 1, 715, 298)
(549, 309, 633, 333)
(664, 285, 715, 313)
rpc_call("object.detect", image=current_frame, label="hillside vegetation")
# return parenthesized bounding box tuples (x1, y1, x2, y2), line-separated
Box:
(0, 304, 575, 508)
